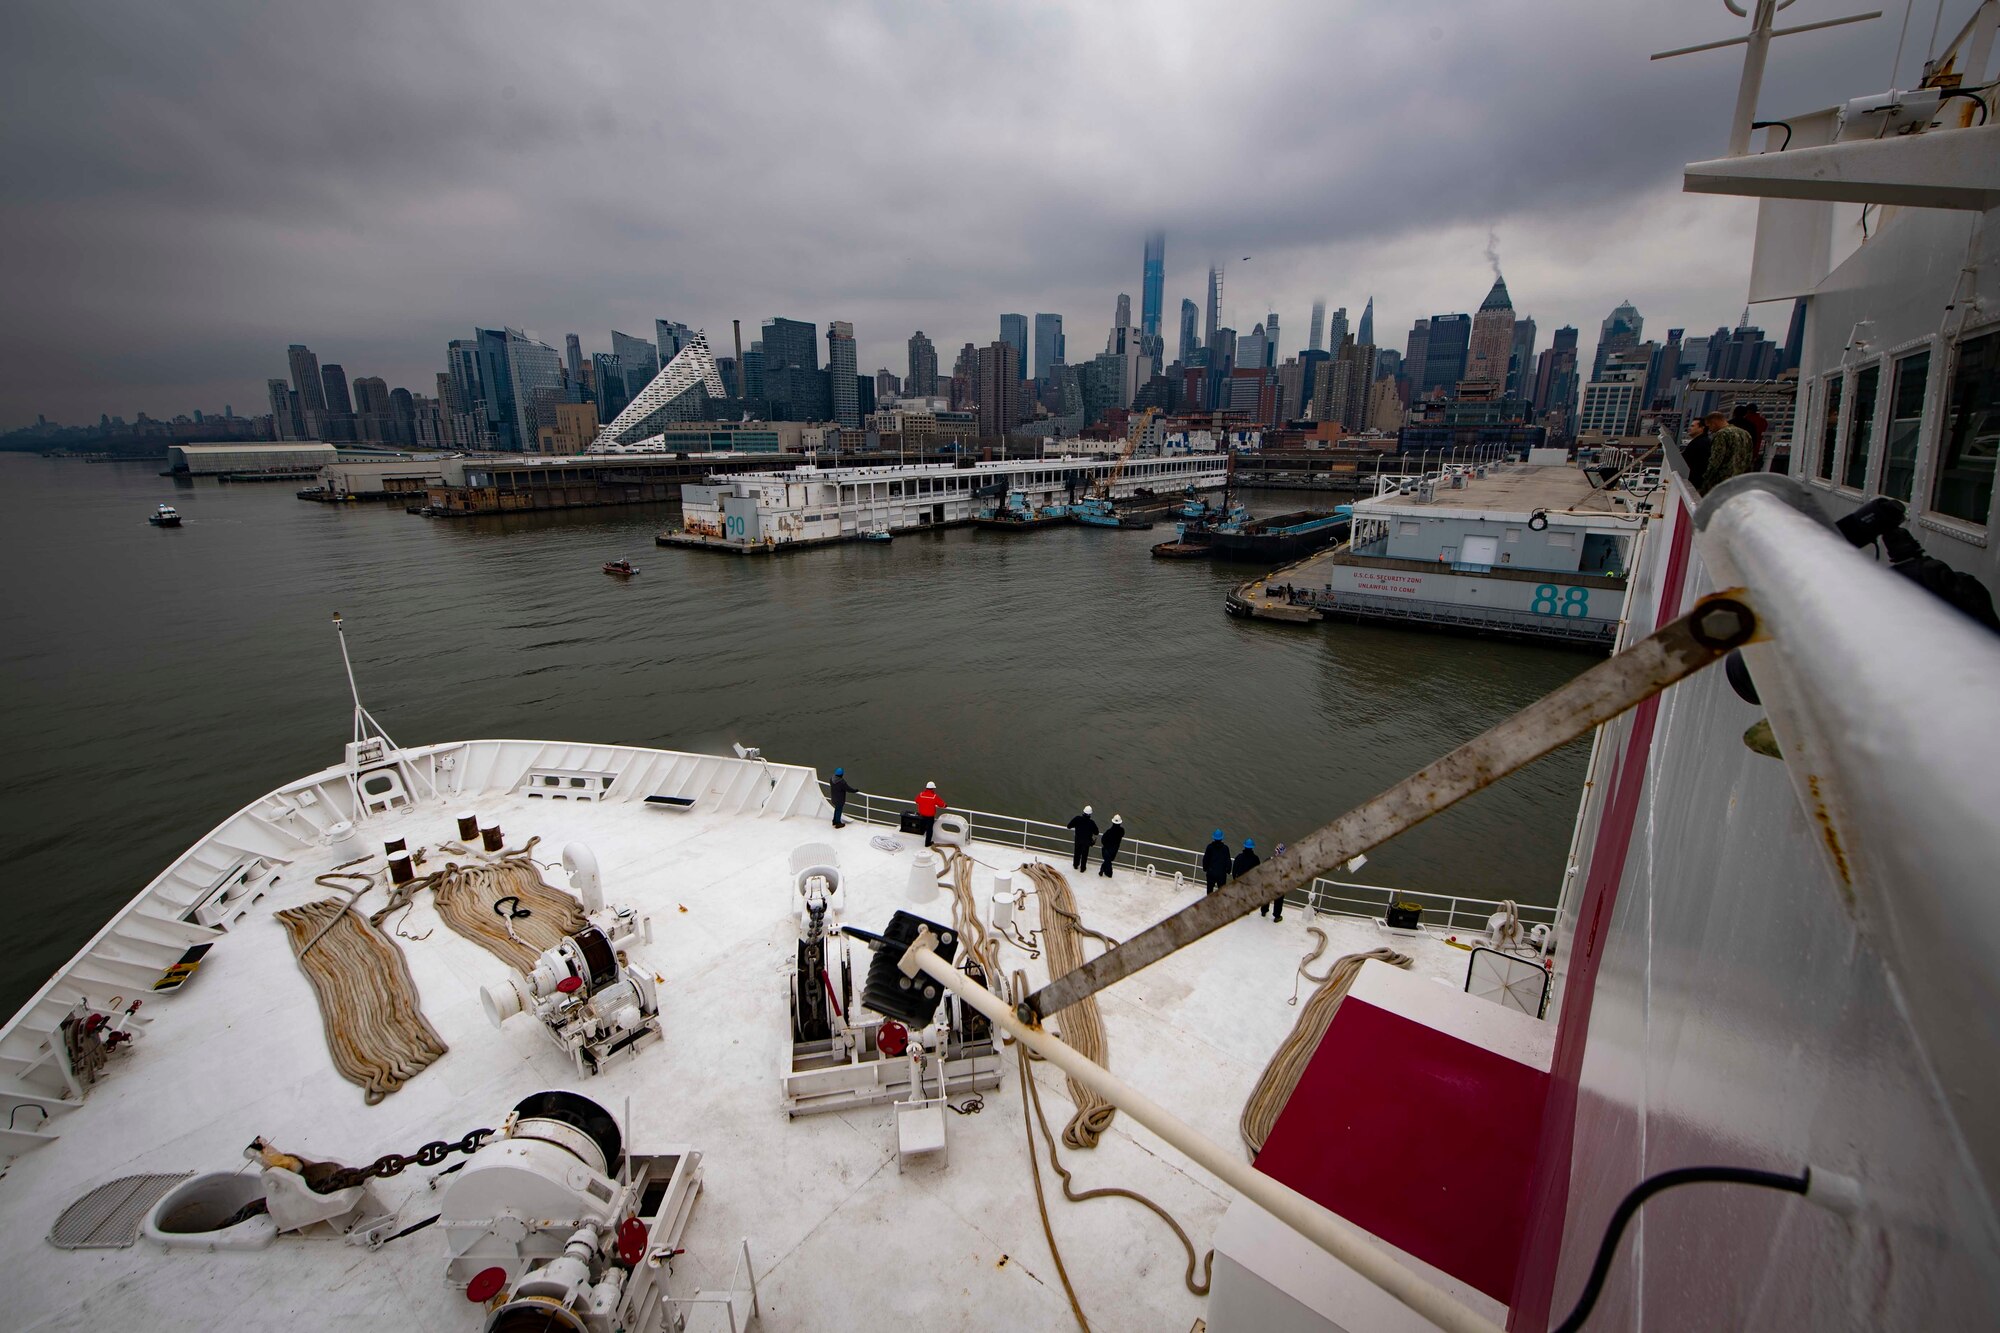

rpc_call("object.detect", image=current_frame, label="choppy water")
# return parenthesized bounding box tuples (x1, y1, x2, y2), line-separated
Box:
(0, 453, 1593, 1016)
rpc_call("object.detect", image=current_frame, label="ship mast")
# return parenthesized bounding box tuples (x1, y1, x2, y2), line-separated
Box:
(1652, 0, 1881, 158)
(331, 612, 401, 751)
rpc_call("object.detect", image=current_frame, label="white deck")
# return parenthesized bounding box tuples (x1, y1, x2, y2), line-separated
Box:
(0, 746, 1488, 1332)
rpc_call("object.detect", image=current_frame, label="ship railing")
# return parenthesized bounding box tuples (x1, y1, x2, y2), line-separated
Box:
(823, 784, 1557, 933)
(824, 786, 1208, 879)
(1303, 879, 1558, 936)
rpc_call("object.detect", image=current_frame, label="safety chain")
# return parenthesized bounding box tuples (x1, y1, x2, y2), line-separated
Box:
(322, 1128, 493, 1191)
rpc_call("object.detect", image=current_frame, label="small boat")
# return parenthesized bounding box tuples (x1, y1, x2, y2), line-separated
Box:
(860, 530, 894, 543)
(1151, 540, 1214, 559)
(603, 559, 636, 576)
(148, 504, 182, 527)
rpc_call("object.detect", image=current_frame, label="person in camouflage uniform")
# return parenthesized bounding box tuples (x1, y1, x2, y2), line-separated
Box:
(1701, 410, 1757, 493)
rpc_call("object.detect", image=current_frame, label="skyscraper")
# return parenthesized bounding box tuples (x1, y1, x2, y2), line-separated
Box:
(1178, 300, 1200, 365)
(1327, 307, 1350, 353)
(761, 317, 824, 420)
(1533, 326, 1581, 425)
(1422, 314, 1472, 397)
(1204, 267, 1221, 350)
(1264, 313, 1280, 367)
(320, 364, 352, 416)
(1465, 275, 1515, 385)
(826, 321, 859, 428)
(975, 341, 1022, 438)
(1000, 315, 1029, 384)
(1404, 321, 1431, 397)
(1034, 313, 1064, 380)
(472, 329, 517, 448)
(352, 375, 391, 443)
(504, 330, 564, 454)
(266, 378, 300, 440)
(907, 331, 938, 397)
(1308, 300, 1326, 353)
(1237, 324, 1268, 377)
(318, 364, 353, 441)
(288, 345, 327, 416)
(1141, 231, 1165, 342)
(655, 320, 693, 364)
(564, 334, 583, 386)
(1357, 297, 1374, 347)
(610, 331, 658, 402)
(1508, 318, 1538, 401)
(1104, 294, 1150, 407)
(1592, 301, 1644, 382)
(591, 353, 630, 424)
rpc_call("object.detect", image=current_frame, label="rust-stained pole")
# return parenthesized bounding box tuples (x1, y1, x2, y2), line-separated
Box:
(1021, 592, 1759, 1022)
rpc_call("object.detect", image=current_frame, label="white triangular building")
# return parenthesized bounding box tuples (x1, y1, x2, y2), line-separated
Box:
(592, 331, 728, 448)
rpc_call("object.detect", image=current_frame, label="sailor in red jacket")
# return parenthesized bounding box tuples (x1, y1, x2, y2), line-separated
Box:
(914, 781, 946, 846)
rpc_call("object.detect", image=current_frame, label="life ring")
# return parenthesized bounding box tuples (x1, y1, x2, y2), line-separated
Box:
(1528, 510, 1549, 531)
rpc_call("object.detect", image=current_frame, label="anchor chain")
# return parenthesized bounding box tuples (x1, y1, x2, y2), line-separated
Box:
(322, 1127, 493, 1191)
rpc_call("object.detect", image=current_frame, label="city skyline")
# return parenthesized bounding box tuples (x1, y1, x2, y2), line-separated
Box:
(1, 1, 1911, 426)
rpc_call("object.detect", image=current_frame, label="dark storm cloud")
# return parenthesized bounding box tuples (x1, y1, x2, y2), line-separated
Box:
(0, 0, 1936, 422)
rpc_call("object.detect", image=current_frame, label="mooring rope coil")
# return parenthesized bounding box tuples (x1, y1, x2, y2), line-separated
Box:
(1019, 863, 1116, 1150)
(369, 836, 586, 973)
(1240, 938, 1411, 1158)
(276, 898, 448, 1104)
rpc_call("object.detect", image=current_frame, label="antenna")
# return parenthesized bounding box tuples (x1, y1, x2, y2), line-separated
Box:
(331, 612, 401, 751)
(1652, 0, 1881, 157)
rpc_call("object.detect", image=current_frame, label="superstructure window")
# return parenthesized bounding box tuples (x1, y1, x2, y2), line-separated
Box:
(1882, 349, 1929, 503)
(1815, 375, 1841, 480)
(1843, 364, 1880, 490)
(1932, 329, 1998, 525)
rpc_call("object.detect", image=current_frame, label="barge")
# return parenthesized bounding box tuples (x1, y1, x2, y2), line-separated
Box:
(1207, 507, 1351, 562)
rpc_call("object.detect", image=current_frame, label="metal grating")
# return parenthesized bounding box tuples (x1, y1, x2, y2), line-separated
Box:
(48, 1172, 192, 1250)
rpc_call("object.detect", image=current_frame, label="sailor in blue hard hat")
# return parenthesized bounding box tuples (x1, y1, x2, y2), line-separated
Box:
(829, 766, 852, 829)
(1202, 829, 1232, 896)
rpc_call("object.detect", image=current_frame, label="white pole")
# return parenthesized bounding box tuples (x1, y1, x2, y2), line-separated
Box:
(333, 612, 364, 744)
(902, 941, 1507, 1333)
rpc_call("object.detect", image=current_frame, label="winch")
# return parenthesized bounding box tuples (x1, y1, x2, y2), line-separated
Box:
(480, 845, 661, 1076)
(441, 1091, 702, 1333)
(482, 924, 660, 1075)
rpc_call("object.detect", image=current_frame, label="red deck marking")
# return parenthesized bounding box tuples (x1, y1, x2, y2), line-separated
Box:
(1255, 996, 1549, 1305)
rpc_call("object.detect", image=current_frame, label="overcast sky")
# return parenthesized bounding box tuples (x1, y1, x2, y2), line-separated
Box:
(0, 0, 1955, 427)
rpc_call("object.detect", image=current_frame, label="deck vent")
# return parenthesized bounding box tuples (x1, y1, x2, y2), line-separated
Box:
(49, 1172, 193, 1249)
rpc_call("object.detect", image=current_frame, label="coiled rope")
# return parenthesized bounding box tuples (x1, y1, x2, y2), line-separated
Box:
(370, 836, 585, 973)
(1018, 863, 1116, 1149)
(276, 898, 448, 1104)
(1239, 937, 1410, 1158)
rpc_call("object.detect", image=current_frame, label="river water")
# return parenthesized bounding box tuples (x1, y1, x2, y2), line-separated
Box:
(0, 453, 1593, 1016)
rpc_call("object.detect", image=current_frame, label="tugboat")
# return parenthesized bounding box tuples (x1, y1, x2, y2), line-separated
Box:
(1073, 497, 1153, 530)
(1151, 493, 1248, 558)
(972, 492, 1071, 530)
(602, 558, 636, 576)
(148, 503, 182, 527)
